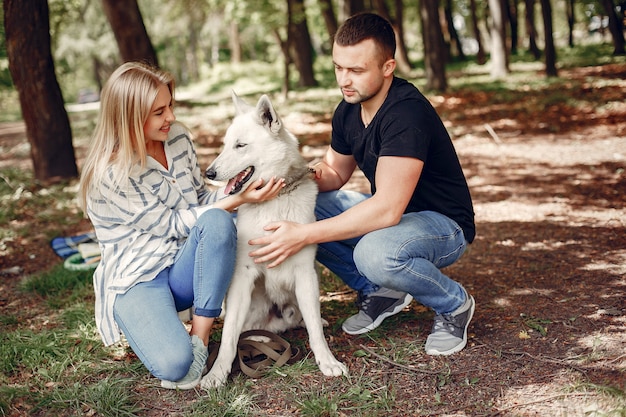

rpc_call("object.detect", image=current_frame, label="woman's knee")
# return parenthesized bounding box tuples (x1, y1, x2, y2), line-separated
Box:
(146, 339, 193, 381)
(197, 209, 236, 243)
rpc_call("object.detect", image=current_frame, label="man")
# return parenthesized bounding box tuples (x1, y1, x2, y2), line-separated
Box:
(250, 12, 476, 355)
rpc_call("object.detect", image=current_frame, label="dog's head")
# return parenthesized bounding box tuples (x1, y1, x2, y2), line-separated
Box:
(206, 92, 301, 195)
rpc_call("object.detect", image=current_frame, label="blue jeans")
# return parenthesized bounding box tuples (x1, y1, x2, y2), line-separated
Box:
(315, 190, 468, 315)
(113, 208, 236, 381)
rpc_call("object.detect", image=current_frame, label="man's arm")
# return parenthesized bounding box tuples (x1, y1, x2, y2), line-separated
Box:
(311, 147, 357, 192)
(249, 155, 424, 267)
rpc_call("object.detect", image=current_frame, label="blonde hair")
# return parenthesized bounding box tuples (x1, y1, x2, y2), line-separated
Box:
(78, 62, 175, 213)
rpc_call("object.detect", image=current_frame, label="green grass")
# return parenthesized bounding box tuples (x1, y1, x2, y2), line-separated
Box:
(0, 167, 83, 239)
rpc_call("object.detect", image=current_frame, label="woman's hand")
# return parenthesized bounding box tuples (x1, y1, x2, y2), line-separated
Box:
(239, 177, 285, 204)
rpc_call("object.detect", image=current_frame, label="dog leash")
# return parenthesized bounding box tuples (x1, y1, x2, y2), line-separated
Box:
(206, 329, 303, 379)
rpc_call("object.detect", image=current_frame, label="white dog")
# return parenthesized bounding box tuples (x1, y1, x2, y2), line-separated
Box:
(201, 93, 347, 388)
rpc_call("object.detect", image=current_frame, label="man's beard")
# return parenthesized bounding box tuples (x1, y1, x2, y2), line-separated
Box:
(342, 88, 375, 104)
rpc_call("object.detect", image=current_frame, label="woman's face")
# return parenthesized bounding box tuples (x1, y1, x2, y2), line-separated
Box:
(143, 83, 175, 143)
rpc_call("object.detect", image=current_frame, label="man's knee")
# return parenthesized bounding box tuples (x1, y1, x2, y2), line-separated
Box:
(353, 234, 390, 285)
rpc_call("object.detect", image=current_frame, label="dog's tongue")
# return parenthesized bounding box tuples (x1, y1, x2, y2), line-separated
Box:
(224, 169, 248, 195)
(224, 178, 237, 195)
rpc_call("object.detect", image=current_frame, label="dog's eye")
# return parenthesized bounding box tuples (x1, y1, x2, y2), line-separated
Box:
(235, 142, 247, 149)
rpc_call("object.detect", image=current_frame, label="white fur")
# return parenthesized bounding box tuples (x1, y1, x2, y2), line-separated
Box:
(201, 93, 347, 388)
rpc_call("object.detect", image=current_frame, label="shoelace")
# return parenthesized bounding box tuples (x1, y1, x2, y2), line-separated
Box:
(432, 314, 461, 333)
(355, 293, 371, 311)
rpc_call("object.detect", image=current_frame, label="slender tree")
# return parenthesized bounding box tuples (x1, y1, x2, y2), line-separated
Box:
(524, 0, 542, 59)
(540, 0, 557, 76)
(420, 0, 447, 91)
(4, 0, 78, 183)
(565, 0, 575, 47)
(489, 0, 509, 78)
(288, 0, 318, 87)
(505, 0, 518, 55)
(100, 0, 158, 65)
(598, 0, 625, 55)
(319, 0, 338, 43)
(373, 0, 413, 74)
(443, 0, 466, 60)
(342, 0, 366, 20)
(469, 0, 487, 64)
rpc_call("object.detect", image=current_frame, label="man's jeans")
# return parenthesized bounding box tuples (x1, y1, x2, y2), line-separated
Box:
(315, 190, 468, 315)
(113, 208, 236, 381)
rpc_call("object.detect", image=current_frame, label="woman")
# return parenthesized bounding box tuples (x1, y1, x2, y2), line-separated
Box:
(78, 62, 284, 389)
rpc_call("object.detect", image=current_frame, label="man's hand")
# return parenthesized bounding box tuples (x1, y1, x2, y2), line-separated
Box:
(248, 221, 308, 268)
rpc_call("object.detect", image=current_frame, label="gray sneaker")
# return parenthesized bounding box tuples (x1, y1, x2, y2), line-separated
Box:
(342, 287, 413, 335)
(161, 335, 208, 390)
(425, 293, 475, 356)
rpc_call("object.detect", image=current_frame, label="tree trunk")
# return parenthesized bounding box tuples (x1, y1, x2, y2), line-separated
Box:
(342, 0, 366, 21)
(101, 0, 158, 66)
(540, 0, 558, 76)
(230, 21, 242, 64)
(319, 0, 338, 45)
(273, 29, 291, 98)
(444, 0, 466, 60)
(599, 0, 626, 55)
(469, 0, 487, 64)
(4, 0, 78, 183)
(524, 0, 542, 59)
(420, 0, 447, 92)
(566, 0, 575, 47)
(373, 0, 413, 74)
(288, 0, 318, 87)
(489, 0, 509, 78)
(505, 0, 518, 55)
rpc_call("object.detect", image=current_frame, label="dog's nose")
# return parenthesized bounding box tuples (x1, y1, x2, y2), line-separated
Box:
(206, 168, 216, 180)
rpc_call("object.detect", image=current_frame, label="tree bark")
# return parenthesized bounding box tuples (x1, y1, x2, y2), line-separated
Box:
(489, 0, 509, 78)
(373, 0, 413, 74)
(524, 0, 542, 59)
(288, 0, 318, 87)
(4, 0, 78, 183)
(319, 0, 338, 44)
(598, 0, 625, 55)
(100, 0, 158, 66)
(469, 0, 487, 64)
(230, 21, 242, 64)
(505, 0, 518, 55)
(566, 0, 575, 47)
(342, 0, 366, 21)
(540, 0, 558, 76)
(443, 0, 466, 60)
(420, 0, 447, 92)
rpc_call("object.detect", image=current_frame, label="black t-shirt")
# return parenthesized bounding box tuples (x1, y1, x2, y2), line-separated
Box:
(331, 77, 476, 243)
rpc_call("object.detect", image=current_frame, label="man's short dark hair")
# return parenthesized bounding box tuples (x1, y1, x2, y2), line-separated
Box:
(334, 13, 396, 62)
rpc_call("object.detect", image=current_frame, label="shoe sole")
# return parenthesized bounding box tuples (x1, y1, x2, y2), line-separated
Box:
(160, 364, 207, 390)
(342, 294, 413, 335)
(425, 296, 475, 356)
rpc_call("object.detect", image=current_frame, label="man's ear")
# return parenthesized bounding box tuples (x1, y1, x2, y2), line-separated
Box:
(383, 59, 396, 77)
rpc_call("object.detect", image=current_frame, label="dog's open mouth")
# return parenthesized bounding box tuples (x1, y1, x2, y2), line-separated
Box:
(225, 166, 255, 195)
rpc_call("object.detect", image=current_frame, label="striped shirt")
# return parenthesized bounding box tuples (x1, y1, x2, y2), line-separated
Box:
(87, 123, 221, 346)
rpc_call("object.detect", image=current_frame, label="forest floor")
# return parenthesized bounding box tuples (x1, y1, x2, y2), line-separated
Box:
(1, 62, 625, 416)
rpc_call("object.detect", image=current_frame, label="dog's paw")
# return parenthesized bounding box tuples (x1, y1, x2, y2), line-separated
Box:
(318, 359, 348, 377)
(200, 370, 227, 389)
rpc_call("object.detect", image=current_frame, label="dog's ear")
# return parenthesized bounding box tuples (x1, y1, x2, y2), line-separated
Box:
(256, 95, 282, 134)
(231, 91, 253, 116)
